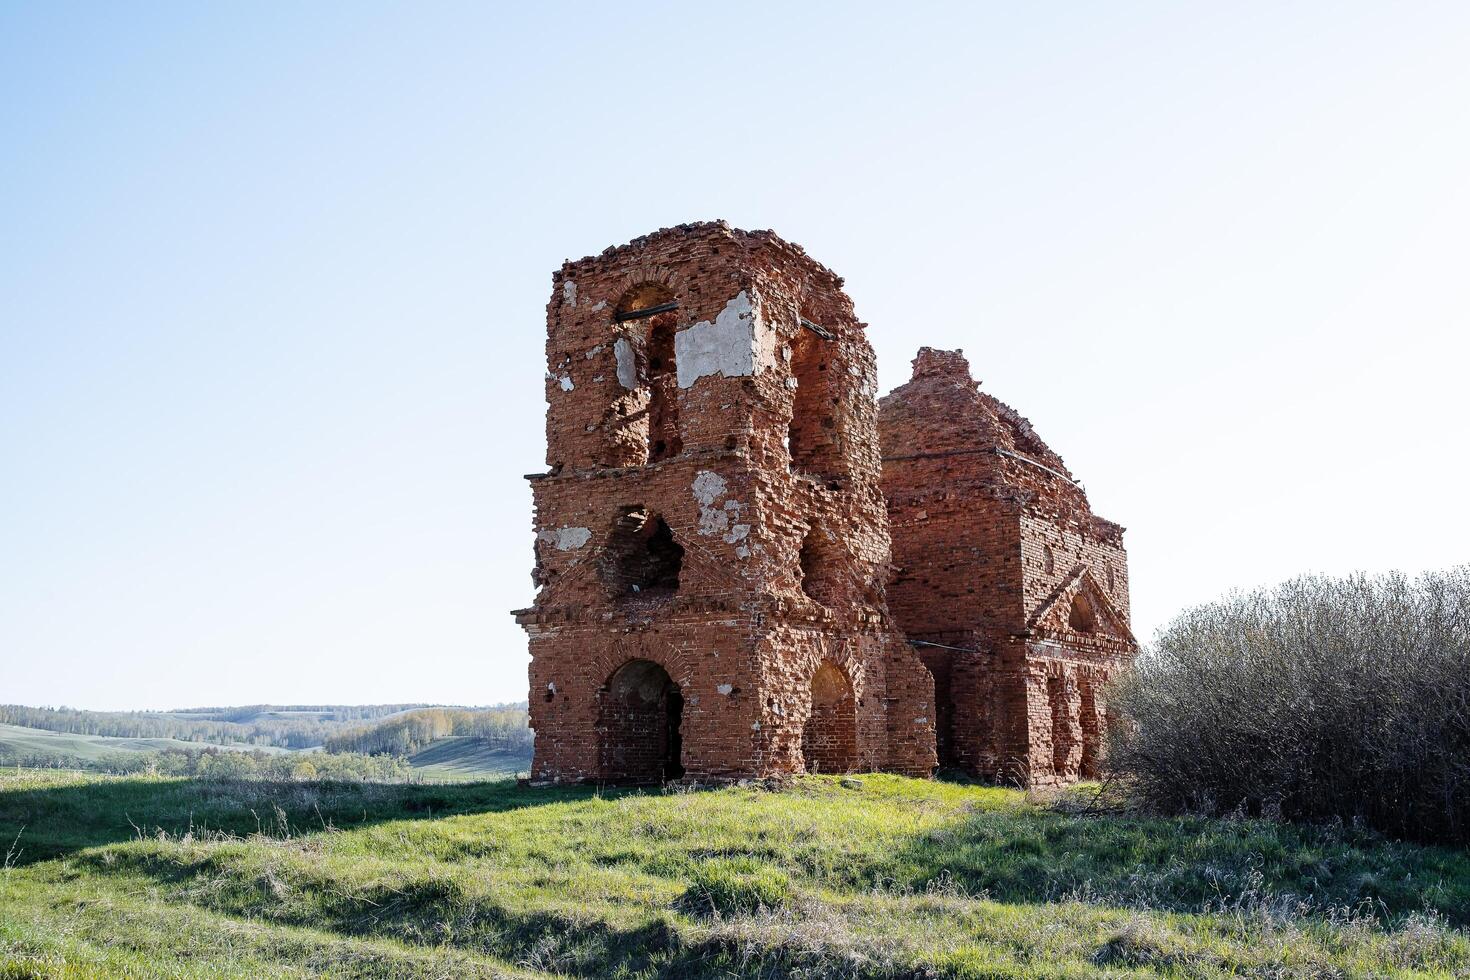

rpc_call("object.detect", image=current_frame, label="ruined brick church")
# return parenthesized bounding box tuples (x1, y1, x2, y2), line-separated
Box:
(514, 222, 1136, 788)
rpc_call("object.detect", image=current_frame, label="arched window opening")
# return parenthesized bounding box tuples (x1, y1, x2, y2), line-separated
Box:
(598, 659, 683, 783)
(614, 285, 681, 465)
(1068, 593, 1097, 633)
(1106, 563, 1116, 591)
(787, 330, 841, 480)
(802, 662, 858, 774)
(602, 507, 683, 600)
(1042, 544, 1055, 576)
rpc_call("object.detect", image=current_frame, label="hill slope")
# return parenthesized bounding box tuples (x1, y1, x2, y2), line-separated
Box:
(0, 723, 291, 767)
(405, 736, 531, 780)
(1, 771, 1467, 978)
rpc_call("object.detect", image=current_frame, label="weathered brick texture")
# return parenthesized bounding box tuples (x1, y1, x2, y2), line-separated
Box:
(515, 227, 1133, 789)
(878, 348, 1138, 787)
(515, 222, 937, 784)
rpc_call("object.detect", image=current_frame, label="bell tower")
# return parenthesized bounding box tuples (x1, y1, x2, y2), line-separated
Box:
(515, 222, 936, 784)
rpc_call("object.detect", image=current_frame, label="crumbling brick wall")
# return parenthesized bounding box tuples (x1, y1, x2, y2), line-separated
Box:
(878, 348, 1137, 787)
(515, 222, 936, 784)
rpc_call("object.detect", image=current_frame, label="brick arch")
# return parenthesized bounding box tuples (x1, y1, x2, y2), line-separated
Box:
(587, 636, 696, 695)
(801, 658, 858, 774)
(603, 266, 689, 314)
(805, 635, 867, 705)
(593, 639, 692, 784)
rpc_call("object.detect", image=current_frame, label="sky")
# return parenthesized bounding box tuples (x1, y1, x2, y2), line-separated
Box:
(2, 2, 1467, 711)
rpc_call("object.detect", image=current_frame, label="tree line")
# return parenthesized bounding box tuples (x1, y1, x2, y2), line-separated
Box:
(0, 746, 412, 781)
(323, 706, 532, 757)
(0, 704, 449, 749)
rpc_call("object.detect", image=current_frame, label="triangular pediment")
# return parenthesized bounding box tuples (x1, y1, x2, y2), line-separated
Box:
(1027, 565, 1136, 645)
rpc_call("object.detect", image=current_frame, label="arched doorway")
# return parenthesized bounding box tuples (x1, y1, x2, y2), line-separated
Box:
(801, 661, 857, 774)
(598, 659, 684, 783)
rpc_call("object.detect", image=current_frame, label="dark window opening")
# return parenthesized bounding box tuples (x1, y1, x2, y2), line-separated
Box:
(602, 507, 684, 599)
(613, 285, 682, 466)
(645, 316, 681, 462)
(787, 330, 842, 479)
(1068, 593, 1097, 633)
(598, 659, 684, 783)
(1043, 544, 1055, 575)
(797, 527, 840, 606)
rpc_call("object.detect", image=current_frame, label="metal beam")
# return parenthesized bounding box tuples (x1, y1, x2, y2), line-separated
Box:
(800, 317, 834, 340)
(614, 301, 678, 323)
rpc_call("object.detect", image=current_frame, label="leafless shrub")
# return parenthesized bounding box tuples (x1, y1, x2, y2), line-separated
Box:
(1107, 567, 1470, 844)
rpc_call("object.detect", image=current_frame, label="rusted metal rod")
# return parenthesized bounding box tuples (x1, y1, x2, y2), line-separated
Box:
(614, 301, 678, 322)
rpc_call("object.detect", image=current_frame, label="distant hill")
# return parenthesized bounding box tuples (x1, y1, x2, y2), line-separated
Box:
(406, 737, 531, 781)
(0, 723, 292, 769)
(0, 704, 533, 781)
(323, 706, 532, 758)
(0, 703, 516, 751)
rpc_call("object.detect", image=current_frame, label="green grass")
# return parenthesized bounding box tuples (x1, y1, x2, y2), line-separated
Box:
(0, 723, 292, 765)
(406, 737, 530, 781)
(1, 770, 1467, 978)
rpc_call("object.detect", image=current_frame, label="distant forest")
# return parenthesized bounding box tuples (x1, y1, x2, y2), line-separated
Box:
(324, 707, 532, 757)
(0, 703, 511, 749)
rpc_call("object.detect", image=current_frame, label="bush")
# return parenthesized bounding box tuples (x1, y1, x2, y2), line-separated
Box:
(680, 859, 795, 917)
(1107, 567, 1470, 844)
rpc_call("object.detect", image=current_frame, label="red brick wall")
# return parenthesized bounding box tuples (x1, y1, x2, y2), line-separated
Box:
(517, 223, 935, 784)
(879, 348, 1137, 787)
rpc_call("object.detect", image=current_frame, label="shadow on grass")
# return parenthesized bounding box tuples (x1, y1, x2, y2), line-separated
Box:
(884, 795, 1470, 926)
(0, 774, 608, 866)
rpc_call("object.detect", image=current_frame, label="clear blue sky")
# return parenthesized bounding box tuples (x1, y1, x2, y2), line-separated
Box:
(3, 3, 1467, 710)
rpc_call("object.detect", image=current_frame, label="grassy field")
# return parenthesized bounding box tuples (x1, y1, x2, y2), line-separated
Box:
(406, 737, 530, 781)
(0, 724, 528, 783)
(1, 770, 1467, 979)
(0, 723, 293, 765)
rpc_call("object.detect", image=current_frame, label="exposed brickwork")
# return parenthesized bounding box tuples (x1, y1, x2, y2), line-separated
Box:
(515, 222, 937, 784)
(515, 226, 1133, 789)
(878, 348, 1137, 787)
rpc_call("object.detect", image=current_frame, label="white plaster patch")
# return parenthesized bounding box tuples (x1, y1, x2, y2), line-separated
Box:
(691, 471, 727, 506)
(585, 345, 602, 359)
(914, 717, 928, 725)
(716, 683, 733, 696)
(538, 526, 592, 551)
(735, 545, 750, 559)
(674, 291, 775, 389)
(562, 280, 577, 307)
(558, 374, 574, 391)
(591, 299, 606, 312)
(693, 470, 746, 539)
(700, 508, 729, 536)
(614, 337, 637, 389)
